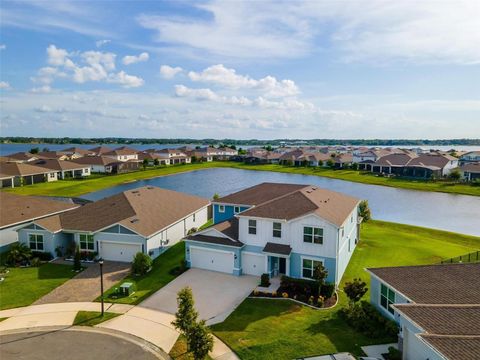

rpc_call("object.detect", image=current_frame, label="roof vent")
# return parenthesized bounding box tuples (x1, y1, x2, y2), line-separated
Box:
(147, 186, 154, 189)
(130, 218, 139, 223)
(132, 190, 139, 194)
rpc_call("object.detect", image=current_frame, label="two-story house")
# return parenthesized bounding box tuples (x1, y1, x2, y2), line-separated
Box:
(185, 182, 360, 285)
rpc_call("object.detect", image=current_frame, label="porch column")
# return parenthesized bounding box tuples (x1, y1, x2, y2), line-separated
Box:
(11, 178, 14, 188)
(264, 255, 269, 273)
(286, 257, 290, 276)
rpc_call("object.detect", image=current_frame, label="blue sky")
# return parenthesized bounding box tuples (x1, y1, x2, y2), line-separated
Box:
(0, 0, 479, 139)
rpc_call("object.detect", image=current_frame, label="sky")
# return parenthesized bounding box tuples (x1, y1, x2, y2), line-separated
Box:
(0, 0, 479, 140)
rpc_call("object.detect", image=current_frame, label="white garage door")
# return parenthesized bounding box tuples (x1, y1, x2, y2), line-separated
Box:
(190, 247, 234, 274)
(99, 241, 142, 262)
(242, 252, 265, 276)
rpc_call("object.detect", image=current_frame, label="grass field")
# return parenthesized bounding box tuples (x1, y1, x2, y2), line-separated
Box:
(3, 161, 479, 197)
(0, 263, 76, 310)
(211, 220, 480, 359)
(73, 311, 120, 326)
(100, 242, 185, 305)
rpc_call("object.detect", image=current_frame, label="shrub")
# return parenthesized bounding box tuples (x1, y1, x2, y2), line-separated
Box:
(340, 301, 398, 339)
(316, 295, 325, 307)
(359, 200, 371, 222)
(132, 252, 152, 275)
(7, 243, 32, 266)
(253, 290, 259, 296)
(260, 273, 270, 287)
(385, 346, 402, 360)
(187, 227, 198, 235)
(280, 275, 319, 297)
(73, 245, 82, 271)
(32, 251, 53, 261)
(31, 257, 41, 267)
(320, 283, 335, 298)
(308, 296, 314, 305)
(272, 291, 277, 297)
(343, 278, 368, 304)
(282, 292, 289, 298)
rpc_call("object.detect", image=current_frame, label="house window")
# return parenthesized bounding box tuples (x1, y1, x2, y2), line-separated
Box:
(380, 283, 396, 315)
(342, 228, 345, 237)
(218, 205, 225, 213)
(193, 213, 196, 222)
(49, 173, 55, 178)
(234, 206, 240, 214)
(302, 258, 323, 279)
(29, 234, 44, 251)
(79, 234, 95, 251)
(303, 227, 323, 244)
(248, 219, 257, 235)
(273, 222, 282, 238)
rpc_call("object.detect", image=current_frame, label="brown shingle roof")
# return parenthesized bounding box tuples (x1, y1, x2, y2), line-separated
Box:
(32, 159, 89, 171)
(375, 153, 417, 166)
(367, 263, 480, 304)
(186, 234, 244, 247)
(263, 242, 292, 255)
(36, 186, 209, 237)
(419, 335, 480, 360)
(0, 192, 78, 228)
(0, 162, 53, 176)
(213, 218, 239, 240)
(215, 182, 307, 206)
(460, 163, 480, 172)
(393, 304, 480, 336)
(89, 146, 113, 155)
(71, 156, 116, 166)
(3, 152, 38, 161)
(240, 185, 359, 226)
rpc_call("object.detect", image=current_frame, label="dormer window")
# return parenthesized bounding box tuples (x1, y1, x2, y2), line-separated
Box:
(234, 206, 240, 214)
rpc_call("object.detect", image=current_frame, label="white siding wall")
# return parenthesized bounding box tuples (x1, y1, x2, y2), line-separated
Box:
(238, 213, 339, 259)
(336, 207, 359, 282)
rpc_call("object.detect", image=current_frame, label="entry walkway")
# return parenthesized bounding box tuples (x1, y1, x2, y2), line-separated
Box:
(0, 302, 239, 360)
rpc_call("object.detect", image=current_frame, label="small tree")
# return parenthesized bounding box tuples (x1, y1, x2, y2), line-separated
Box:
(172, 287, 198, 336)
(448, 169, 461, 182)
(189, 320, 214, 360)
(326, 159, 335, 168)
(358, 200, 371, 222)
(30, 147, 40, 154)
(153, 158, 159, 166)
(312, 263, 328, 294)
(212, 193, 220, 200)
(142, 158, 149, 170)
(6, 243, 32, 266)
(132, 252, 152, 275)
(351, 162, 359, 170)
(318, 160, 323, 167)
(73, 245, 82, 271)
(343, 278, 368, 305)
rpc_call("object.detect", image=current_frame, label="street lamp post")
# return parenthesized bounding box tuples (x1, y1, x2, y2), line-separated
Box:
(99, 259, 104, 316)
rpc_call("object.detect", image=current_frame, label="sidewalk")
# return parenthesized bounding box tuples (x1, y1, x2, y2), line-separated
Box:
(0, 302, 239, 359)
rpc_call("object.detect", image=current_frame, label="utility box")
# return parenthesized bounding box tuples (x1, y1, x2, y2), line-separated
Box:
(119, 282, 134, 296)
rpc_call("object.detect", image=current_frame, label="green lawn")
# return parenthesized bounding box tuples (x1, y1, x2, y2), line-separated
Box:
(3, 161, 479, 197)
(73, 311, 120, 326)
(169, 335, 213, 360)
(0, 263, 76, 310)
(212, 220, 480, 359)
(100, 241, 186, 305)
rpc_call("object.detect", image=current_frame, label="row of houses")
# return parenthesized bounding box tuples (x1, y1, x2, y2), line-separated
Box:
(240, 146, 480, 180)
(0, 145, 239, 188)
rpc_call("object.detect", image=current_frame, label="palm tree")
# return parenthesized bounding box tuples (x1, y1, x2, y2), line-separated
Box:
(7, 243, 32, 266)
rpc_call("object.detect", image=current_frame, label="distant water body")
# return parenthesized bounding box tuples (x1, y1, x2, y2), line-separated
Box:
(82, 168, 480, 237)
(1, 143, 479, 156)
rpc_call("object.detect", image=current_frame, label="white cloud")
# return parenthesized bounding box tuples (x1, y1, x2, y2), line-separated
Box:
(137, 0, 480, 64)
(160, 65, 183, 79)
(174, 85, 219, 101)
(108, 71, 144, 88)
(122, 52, 149, 65)
(0, 44, 6, 50)
(95, 39, 111, 48)
(34, 105, 52, 113)
(188, 64, 299, 98)
(33, 45, 144, 88)
(30, 85, 52, 93)
(0, 81, 11, 89)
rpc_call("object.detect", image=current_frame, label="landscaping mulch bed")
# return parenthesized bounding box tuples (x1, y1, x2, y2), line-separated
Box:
(250, 290, 337, 309)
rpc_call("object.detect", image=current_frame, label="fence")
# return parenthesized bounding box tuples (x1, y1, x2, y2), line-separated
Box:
(440, 250, 480, 264)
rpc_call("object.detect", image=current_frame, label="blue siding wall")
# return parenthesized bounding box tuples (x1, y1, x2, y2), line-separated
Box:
(370, 276, 409, 322)
(290, 252, 337, 284)
(213, 204, 250, 224)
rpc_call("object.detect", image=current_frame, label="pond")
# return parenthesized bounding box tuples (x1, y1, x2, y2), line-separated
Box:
(82, 168, 480, 236)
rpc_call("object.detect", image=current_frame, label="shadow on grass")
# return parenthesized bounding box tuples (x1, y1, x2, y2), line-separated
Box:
(36, 263, 74, 280)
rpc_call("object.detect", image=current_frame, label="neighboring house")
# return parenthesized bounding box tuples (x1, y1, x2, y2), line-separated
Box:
(0, 173, 15, 188)
(109, 160, 140, 174)
(191, 147, 219, 162)
(2, 152, 39, 163)
(0, 192, 79, 252)
(279, 149, 306, 165)
(297, 153, 331, 167)
(71, 156, 116, 173)
(459, 151, 480, 165)
(103, 147, 139, 162)
(185, 182, 360, 285)
(458, 163, 480, 181)
(405, 153, 458, 177)
(332, 153, 353, 168)
(36, 151, 71, 160)
(157, 149, 191, 164)
(0, 162, 58, 186)
(60, 147, 95, 158)
(88, 146, 113, 156)
(138, 152, 171, 166)
(367, 153, 416, 174)
(32, 159, 91, 179)
(17, 186, 210, 262)
(366, 263, 480, 360)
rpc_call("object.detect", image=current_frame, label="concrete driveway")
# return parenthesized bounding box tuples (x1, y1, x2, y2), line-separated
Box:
(34, 261, 130, 304)
(140, 269, 259, 324)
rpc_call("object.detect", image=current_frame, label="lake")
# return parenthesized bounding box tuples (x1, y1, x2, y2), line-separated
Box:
(82, 168, 480, 237)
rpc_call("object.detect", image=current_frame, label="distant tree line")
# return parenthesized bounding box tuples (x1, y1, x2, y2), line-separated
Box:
(1, 137, 479, 147)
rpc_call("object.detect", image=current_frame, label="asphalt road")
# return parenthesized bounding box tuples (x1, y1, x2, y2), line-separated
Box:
(0, 329, 166, 360)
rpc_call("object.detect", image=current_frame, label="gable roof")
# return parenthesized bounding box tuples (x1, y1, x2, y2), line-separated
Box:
(419, 335, 480, 360)
(460, 162, 480, 172)
(215, 182, 307, 206)
(32, 159, 89, 171)
(61, 147, 94, 155)
(71, 156, 116, 166)
(3, 152, 38, 162)
(375, 153, 417, 166)
(367, 263, 480, 304)
(88, 146, 113, 155)
(0, 192, 78, 229)
(35, 186, 209, 237)
(240, 185, 360, 226)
